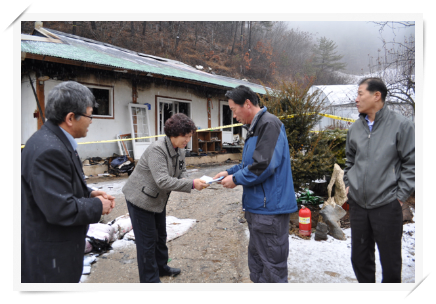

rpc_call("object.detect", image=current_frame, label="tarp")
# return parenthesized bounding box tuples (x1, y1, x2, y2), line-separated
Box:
(123, 216, 196, 242)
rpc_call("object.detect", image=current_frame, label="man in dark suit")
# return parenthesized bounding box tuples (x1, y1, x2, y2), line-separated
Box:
(21, 81, 115, 283)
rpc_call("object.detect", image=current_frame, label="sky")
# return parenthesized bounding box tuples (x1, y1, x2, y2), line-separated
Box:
(286, 21, 416, 74)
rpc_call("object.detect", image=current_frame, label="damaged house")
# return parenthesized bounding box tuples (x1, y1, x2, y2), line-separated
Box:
(21, 22, 266, 166)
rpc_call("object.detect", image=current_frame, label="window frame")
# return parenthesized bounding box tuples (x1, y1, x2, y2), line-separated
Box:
(82, 82, 115, 119)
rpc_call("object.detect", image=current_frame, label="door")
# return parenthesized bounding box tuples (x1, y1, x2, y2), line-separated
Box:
(157, 97, 192, 149)
(128, 103, 152, 160)
(220, 101, 233, 144)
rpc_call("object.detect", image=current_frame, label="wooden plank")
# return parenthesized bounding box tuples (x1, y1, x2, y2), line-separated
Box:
(117, 133, 132, 157)
(37, 28, 62, 40)
(21, 34, 63, 43)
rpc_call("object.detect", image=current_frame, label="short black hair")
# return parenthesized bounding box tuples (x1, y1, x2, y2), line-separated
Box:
(45, 81, 98, 125)
(225, 85, 259, 106)
(358, 77, 387, 102)
(164, 113, 197, 137)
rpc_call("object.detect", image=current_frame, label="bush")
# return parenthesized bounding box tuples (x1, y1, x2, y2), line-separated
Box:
(260, 80, 338, 192)
(316, 128, 347, 169)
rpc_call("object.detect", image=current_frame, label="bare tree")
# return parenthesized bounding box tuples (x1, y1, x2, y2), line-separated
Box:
(370, 21, 415, 113)
(174, 22, 181, 52)
(194, 22, 200, 49)
(240, 21, 244, 49)
(248, 21, 252, 52)
(230, 21, 238, 55)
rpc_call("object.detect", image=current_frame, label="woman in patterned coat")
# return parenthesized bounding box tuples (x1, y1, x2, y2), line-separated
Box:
(122, 113, 208, 283)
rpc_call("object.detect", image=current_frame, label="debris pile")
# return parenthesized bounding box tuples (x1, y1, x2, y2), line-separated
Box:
(316, 163, 347, 241)
(81, 214, 197, 280)
(108, 155, 135, 176)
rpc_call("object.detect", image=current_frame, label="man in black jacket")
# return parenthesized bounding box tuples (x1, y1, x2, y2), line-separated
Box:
(21, 81, 115, 283)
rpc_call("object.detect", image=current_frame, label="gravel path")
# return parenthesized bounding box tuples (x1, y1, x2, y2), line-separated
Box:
(82, 162, 252, 283)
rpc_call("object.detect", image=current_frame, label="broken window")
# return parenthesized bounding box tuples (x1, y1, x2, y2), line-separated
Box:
(86, 85, 114, 118)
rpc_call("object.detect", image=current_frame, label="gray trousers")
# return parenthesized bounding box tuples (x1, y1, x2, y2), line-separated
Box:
(245, 211, 290, 283)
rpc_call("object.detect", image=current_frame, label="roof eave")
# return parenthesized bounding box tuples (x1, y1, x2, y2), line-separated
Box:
(22, 52, 242, 92)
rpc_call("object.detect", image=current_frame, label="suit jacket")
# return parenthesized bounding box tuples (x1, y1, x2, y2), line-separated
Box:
(21, 120, 102, 283)
(122, 136, 192, 213)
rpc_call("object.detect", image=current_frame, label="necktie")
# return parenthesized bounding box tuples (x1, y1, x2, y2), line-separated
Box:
(75, 150, 86, 182)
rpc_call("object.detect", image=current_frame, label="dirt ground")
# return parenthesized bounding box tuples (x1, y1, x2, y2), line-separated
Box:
(81, 161, 416, 283)
(83, 161, 252, 283)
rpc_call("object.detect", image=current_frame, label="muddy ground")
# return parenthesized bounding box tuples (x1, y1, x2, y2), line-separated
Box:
(83, 161, 252, 283)
(81, 160, 415, 284)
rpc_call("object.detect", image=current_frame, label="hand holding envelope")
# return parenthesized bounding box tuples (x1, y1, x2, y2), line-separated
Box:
(199, 175, 225, 184)
(193, 178, 210, 190)
(212, 171, 237, 189)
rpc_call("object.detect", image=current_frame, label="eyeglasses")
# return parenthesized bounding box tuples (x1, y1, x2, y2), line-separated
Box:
(76, 113, 93, 120)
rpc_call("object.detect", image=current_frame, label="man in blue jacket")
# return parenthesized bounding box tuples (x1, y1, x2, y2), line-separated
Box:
(214, 85, 297, 283)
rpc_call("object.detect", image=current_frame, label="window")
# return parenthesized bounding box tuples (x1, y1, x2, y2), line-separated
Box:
(157, 97, 192, 149)
(86, 85, 114, 118)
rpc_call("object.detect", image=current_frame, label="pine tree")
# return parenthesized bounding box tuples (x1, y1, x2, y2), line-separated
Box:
(312, 37, 347, 84)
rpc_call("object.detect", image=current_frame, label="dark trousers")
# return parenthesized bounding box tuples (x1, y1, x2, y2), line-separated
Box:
(349, 198, 403, 283)
(245, 211, 290, 283)
(126, 200, 168, 283)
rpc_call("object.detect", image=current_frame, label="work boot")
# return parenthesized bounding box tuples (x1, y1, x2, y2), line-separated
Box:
(159, 265, 181, 277)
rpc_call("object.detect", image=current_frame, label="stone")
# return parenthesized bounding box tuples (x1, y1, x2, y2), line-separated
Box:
(315, 222, 329, 241)
(327, 163, 347, 207)
(310, 208, 320, 228)
(289, 212, 300, 227)
(319, 205, 347, 240)
(402, 203, 414, 222)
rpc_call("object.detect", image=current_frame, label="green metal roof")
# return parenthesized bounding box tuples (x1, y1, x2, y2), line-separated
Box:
(21, 28, 267, 95)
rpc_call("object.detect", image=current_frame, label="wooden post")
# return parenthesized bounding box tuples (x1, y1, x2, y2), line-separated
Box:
(132, 80, 137, 104)
(207, 98, 211, 128)
(36, 78, 45, 130)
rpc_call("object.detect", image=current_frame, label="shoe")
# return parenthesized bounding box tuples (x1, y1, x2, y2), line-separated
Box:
(159, 266, 181, 277)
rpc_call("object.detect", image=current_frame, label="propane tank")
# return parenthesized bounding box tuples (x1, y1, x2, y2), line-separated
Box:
(299, 206, 312, 236)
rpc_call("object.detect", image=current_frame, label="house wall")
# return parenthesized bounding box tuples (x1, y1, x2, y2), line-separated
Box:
(21, 72, 39, 144)
(21, 72, 226, 160)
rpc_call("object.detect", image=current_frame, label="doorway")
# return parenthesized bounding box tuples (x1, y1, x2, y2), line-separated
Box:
(220, 100, 242, 144)
(157, 97, 192, 149)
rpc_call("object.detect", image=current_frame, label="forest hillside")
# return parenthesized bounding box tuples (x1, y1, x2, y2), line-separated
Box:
(21, 21, 353, 87)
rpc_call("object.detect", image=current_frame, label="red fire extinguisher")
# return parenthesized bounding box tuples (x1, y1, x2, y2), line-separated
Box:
(299, 206, 311, 236)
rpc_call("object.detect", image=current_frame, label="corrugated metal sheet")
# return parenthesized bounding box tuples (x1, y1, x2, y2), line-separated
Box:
(310, 84, 415, 106)
(310, 85, 358, 106)
(21, 28, 267, 94)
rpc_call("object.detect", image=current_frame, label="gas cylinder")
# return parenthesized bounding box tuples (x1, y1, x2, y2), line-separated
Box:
(299, 206, 312, 236)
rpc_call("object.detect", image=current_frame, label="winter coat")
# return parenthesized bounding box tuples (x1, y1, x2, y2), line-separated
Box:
(21, 120, 102, 283)
(227, 107, 298, 215)
(343, 105, 415, 209)
(122, 136, 192, 213)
